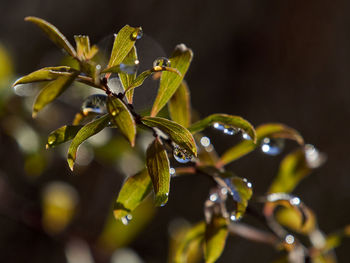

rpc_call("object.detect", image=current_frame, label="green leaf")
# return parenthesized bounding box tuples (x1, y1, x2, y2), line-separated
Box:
(268, 149, 311, 194)
(108, 25, 142, 68)
(146, 137, 171, 206)
(32, 72, 78, 117)
(189, 113, 256, 142)
(119, 46, 137, 103)
(204, 215, 228, 263)
(141, 116, 197, 157)
(12, 66, 75, 87)
(168, 81, 191, 128)
(113, 169, 152, 220)
(107, 96, 136, 146)
(46, 125, 83, 149)
(174, 222, 205, 263)
(229, 176, 253, 220)
(25, 16, 76, 57)
(67, 114, 110, 171)
(151, 44, 193, 117)
(275, 205, 316, 234)
(219, 123, 304, 166)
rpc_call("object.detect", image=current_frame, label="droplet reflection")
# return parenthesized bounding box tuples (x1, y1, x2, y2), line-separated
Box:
(173, 146, 192, 164)
(285, 234, 295, 244)
(153, 57, 171, 68)
(81, 94, 108, 115)
(261, 138, 284, 156)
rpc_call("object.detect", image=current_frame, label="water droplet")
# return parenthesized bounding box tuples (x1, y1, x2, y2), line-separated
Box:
(169, 167, 175, 175)
(290, 197, 301, 206)
(173, 146, 192, 164)
(243, 178, 253, 188)
(131, 29, 143, 40)
(209, 193, 219, 202)
(153, 57, 171, 68)
(285, 234, 295, 244)
(230, 212, 239, 222)
(111, 110, 119, 116)
(119, 61, 139, 74)
(221, 187, 228, 195)
(223, 127, 237, 135)
(200, 136, 211, 147)
(304, 144, 326, 168)
(261, 138, 284, 156)
(81, 94, 108, 115)
(242, 132, 252, 140)
(121, 214, 133, 225)
(213, 122, 225, 131)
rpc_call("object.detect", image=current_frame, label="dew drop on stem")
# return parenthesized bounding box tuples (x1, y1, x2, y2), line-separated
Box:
(121, 214, 133, 225)
(131, 29, 143, 41)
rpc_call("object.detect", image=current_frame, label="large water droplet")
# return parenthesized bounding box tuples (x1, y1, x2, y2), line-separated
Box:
(131, 29, 143, 40)
(173, 146, 192, 164)
(153, 57, 171, 68)
(81, 94, 108, 115)
(121, 214, 133, 225)
(304, 144, 326, 168)
(261, 138, 284, 156)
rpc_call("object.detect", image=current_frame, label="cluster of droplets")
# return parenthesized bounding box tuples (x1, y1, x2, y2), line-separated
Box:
(81, 94, 108, 115)
(153, 57, 171, 68)
(260, 137, 285, 156)
(212, 122, 252, 140)
(173, 145, 193, 164)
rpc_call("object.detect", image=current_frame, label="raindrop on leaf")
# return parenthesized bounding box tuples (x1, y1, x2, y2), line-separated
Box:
(131, 29, 143, 41)
(153, 57, 171, 68)
(173, 146, 192, 164)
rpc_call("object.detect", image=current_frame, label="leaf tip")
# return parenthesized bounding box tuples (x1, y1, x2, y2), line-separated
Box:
(155, 193, 169, 207)
(67, 156, 74, 171)
(32, 111, 38, 118)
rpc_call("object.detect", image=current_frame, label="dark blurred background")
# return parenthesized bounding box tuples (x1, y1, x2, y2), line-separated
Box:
(0, 0, 349, 262)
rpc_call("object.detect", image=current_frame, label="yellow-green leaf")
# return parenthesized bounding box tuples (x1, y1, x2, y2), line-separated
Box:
(25, 16, 76, 57)
(12, 66, 75, 87)
(141, 116, 197, 157)
(275, 205, 316, 235)
(107, 96, 136, 146)
(168, 81, 191, 128)
(119, 46, 138, 103)
(67, 114, 110, 171)
(108, 25, 142, 68)
(268, 149, 311, 194)
(204, 216, 228, 263)
(151, 44, 193, 117)
(46, 125, 83, 149)
(113, 169, 152, 220)
(32, 72, 78, 117)
(189, 113, 256, 142)
(174, 222, 205, 263)
(146, 137, 170, 206)
(74, 35, 91, 60)
(219, 123, 304, 166)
